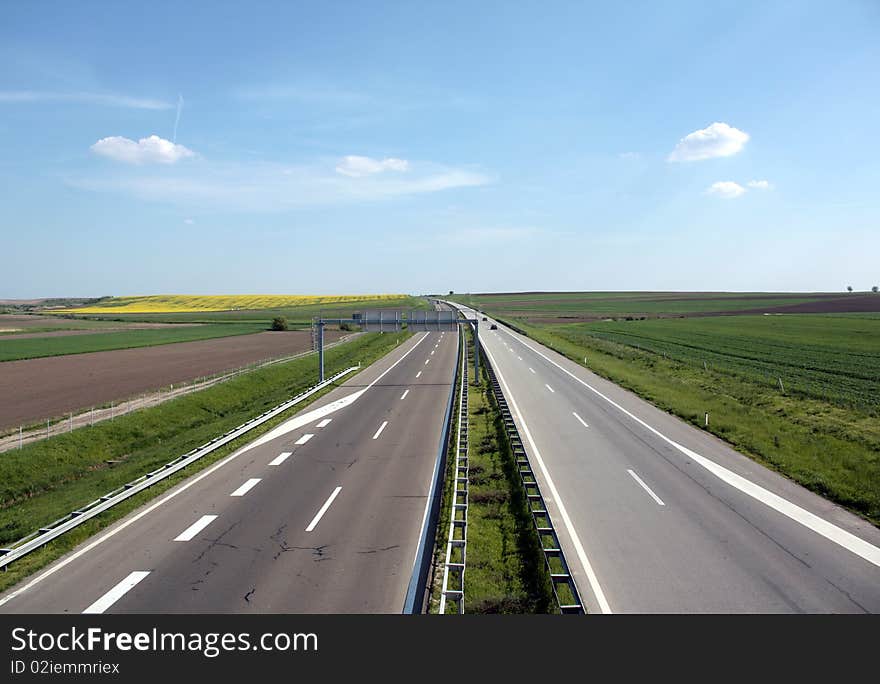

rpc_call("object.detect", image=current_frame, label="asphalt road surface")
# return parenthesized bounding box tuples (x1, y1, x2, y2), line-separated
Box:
(0, 329, 458, 613)
(451, 303, 880, 613)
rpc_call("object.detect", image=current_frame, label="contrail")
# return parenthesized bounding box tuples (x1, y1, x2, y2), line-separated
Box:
(172, 94, 184, 143)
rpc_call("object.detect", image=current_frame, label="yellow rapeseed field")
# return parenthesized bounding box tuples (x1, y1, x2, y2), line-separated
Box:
(54, 294, 407, 314)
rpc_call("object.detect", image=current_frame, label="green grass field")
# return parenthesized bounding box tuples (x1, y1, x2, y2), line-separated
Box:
(451, 290, 864, 320)
(0, 323, 266, 362)
(0, 331, 408, 593)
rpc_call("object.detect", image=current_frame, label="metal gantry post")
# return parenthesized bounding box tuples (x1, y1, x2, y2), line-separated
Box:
(318, 320, 325, 383)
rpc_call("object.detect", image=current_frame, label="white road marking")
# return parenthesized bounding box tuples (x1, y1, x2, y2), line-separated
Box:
(82, 571, 150, 614)
(295, 433, 314, 446)
(174, 514, 218, 542)
(481, 342, 612, 614)
(372, 421, 388, 440)
(269, 452, 292, 466)
(518, 356, 523, 361)
(416, 371, 422, 378)
(501, 330, 880, 569)
(628, 469, 665, 506)
(230, 478, 261, 497)
(316, 418, 332, 428)
(400, 389, 410, 400)
(573, 412, 589, 428)
(425, 359, 430, 365)
(0, 332, 434, 609)
(238, 332, 431, 455)
(306, 486, 342, 532)
(545, 384, 555, 393)
(529, 367, 535, 374)
(431, 350, 435, 355)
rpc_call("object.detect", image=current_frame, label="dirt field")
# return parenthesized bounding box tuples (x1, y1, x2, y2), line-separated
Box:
(0, 330, 344, 431)
(0, 314, 200, 333)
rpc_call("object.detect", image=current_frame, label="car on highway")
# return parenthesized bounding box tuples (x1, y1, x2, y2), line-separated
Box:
(490, 323, 497, 330)
(482, 316, 487, 321)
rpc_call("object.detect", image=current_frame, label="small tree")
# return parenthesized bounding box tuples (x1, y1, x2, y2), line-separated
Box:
(847, 285, 853, 293)
(270, 316, 288, 331)
(448, 290, 454, 296)
(873, 285, 879, 293)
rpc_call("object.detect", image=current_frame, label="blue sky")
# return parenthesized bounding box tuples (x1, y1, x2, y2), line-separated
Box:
(2, 0, 879, 297)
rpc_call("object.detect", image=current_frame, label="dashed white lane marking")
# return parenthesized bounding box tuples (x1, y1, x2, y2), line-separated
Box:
(425, 359, 430, 365)
(295, 433, 314, 446)
(573, 412, 589, 428)
(372, 421, 389, 440)
(269, 452, 292, 466)
(431, 350, 435, 355)
(416, 371, 422, 378)
(230, 478, 261, 497)
(628, 469, 666, 506)
(400, 389, 410, 400)
(545, 384, 555, 393)
(82, 571, 150, 614)
(518, 356, 523, 361)
(529, 367, 535, 374)
(501, 329, 880, 569)
(174, 515, 218, 542)
(306, 486, 342, 532)
(316, 418, 332, 428)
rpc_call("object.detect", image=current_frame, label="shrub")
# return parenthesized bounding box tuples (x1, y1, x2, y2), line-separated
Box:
(270, 316, 288, 331)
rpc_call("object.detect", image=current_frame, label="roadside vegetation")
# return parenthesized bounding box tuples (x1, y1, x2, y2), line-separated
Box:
(429, 330, 554, 613)
(0, 323, 266, 362)
(494, 314, 880, 525)
(0, 331, 410, 594)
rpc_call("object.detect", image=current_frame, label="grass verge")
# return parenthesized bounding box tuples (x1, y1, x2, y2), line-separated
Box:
(0, 331, 410, 594)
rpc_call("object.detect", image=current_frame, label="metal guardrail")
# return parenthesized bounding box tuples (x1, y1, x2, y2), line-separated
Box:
(0, 366, 359, 570)
(481, 349, 585, 614)
(402, 327, 462, 613)
(439, 326, 469, 613)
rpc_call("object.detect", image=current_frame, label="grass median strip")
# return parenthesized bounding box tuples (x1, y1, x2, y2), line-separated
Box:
(428, 330, 554, 613)
(0, 331, 410, 595)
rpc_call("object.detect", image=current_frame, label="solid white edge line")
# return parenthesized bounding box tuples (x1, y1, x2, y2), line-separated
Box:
(173, 514, 218, 542)
(573, 412, 589, 429)
(400, 389, 410, 400)
(305, 486, 342, 532)
(82, 571, 150, 614)
(295, 433, 314, 445)
(230, 478, 261, 497)
(481, 341, 613, 614)
(269, 452, 292, 466)
(372, 421, 388, 440)
(0, 333, 433, 609)
(627, 469, 666, 506)
(501, 329, 880, 569)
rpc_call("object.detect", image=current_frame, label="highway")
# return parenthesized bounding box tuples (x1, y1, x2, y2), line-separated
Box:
(451, 303, 880, 613)
(0, 329, 458, 613)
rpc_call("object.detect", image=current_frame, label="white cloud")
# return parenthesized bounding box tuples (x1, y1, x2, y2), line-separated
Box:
(90, 135, 195, 165)
(69, 159, 490, 211)
(183, 218, 195, 224)
(706, 181, 747, 198)
(668, 122, 750, 162)
(747, 179, 771, 190)
(335, 155, 410, 177)
(0, 90, 172, 109)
